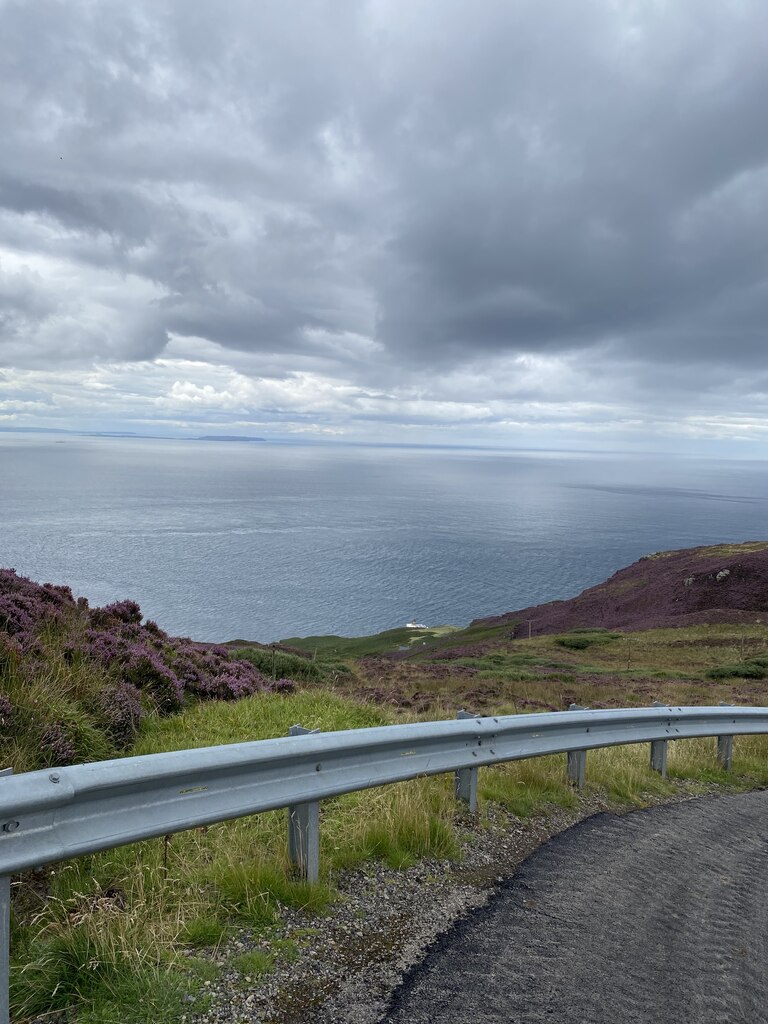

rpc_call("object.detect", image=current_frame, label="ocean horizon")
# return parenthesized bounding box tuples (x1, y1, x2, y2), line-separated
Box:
(2, 434, 767, 643)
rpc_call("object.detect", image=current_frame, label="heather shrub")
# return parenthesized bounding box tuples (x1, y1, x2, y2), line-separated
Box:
(0, 569, 73, 638)
(0, 594, 35, 637)
(82, 629, 123, 666)
(0, 568, 297, 771)
(89, 600, 142, 627)
(40, 721, 78, 766)
(123, 649, 184, 713)
(39, 714, 113, 768)
(0, 634, 22, 674)
(96, 682, 145, 746)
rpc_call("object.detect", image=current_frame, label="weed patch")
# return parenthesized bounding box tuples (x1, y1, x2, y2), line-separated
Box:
(708, 656, 768, 680)
(555, 630, 622, 651)
(232, 646, 324, 683)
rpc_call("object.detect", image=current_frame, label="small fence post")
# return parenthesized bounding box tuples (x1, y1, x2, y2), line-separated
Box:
(717, 702, 734, 772)
(566, 704, 587, 788)
(1, 768, 13, 1024)
(287, 726, 320, 882)
(650, 702, 668, 778)
(455, 710, 479, 813)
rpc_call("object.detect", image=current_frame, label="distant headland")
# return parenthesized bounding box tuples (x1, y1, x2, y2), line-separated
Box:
(194, 435, 267, 442)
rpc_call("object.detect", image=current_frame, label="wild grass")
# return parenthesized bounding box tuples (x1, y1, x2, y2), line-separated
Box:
(464, 623, 768, 680)
(10, 691, 452, 1022)
(554, 623, 768, 675)
(12, 685, 768, 1023)
(478, 734, 768, 815)
(231, 646, 325, 683)
(693, 541, 768, 558)
(347, 622, 768, 718)
(1, 636, 118, 774)
(130, 687, 389, 750)
(10, 558, 768, 1020)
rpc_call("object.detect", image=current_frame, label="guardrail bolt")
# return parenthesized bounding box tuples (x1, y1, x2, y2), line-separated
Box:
(48, 774, 60, 784)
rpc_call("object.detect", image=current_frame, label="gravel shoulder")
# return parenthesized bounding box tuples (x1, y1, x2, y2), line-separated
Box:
(189, 782, 743, 1024)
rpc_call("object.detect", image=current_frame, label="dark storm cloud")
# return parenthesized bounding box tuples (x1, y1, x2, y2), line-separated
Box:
(1, 0, 768, 404)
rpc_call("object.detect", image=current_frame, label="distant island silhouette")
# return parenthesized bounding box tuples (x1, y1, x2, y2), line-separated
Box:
(194, 435, 267, 442)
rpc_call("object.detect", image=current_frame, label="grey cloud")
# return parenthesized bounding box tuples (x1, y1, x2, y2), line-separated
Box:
(1, 0, 768, 432)
(371, 1, 768, 367)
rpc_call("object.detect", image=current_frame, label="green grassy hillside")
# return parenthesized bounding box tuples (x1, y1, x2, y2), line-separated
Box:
(7, 544, 768, 1022)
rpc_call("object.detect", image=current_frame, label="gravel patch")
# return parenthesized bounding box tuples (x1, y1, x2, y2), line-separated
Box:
(187, 782, 721, 1024)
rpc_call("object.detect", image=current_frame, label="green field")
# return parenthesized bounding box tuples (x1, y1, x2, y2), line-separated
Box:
(279, 623, 461, 658)
(9, 614, 768, 1022)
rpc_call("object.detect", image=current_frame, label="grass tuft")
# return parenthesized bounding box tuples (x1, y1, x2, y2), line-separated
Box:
(232, 949, 274, 978)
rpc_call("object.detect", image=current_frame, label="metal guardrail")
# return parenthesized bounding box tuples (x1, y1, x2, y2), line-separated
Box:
(1, 702, 766, 1023)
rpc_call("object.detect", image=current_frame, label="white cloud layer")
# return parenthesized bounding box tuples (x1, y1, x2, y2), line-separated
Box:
(1, 0, 768, 451)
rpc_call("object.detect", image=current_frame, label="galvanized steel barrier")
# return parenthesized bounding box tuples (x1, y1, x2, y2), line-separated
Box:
(1, 702, 767, 1023)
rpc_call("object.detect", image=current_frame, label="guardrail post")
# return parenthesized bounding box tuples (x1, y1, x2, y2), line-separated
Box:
(287, 726, 320, 882)
(650, 702, 668, 778)
(454, 710, 479, 813)
(649, 739, 668, 777)
(717, 703, 734, 771)
(566, 704, 587, 788)
(1, 768, 13, 1024)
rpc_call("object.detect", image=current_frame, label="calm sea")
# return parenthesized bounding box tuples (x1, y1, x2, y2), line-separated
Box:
(1, 436, 766, 642)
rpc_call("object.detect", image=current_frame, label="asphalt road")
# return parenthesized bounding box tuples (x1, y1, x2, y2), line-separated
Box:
(382, 792, 768, 1024)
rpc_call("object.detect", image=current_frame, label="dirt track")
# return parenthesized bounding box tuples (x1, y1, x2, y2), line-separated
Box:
(382, 791, 768, 1024)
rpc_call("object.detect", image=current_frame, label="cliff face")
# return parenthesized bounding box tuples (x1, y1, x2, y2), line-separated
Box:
(472, 542, 768, 637)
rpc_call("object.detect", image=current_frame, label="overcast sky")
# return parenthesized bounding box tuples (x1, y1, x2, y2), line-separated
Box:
(1, 0, 768, 451)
